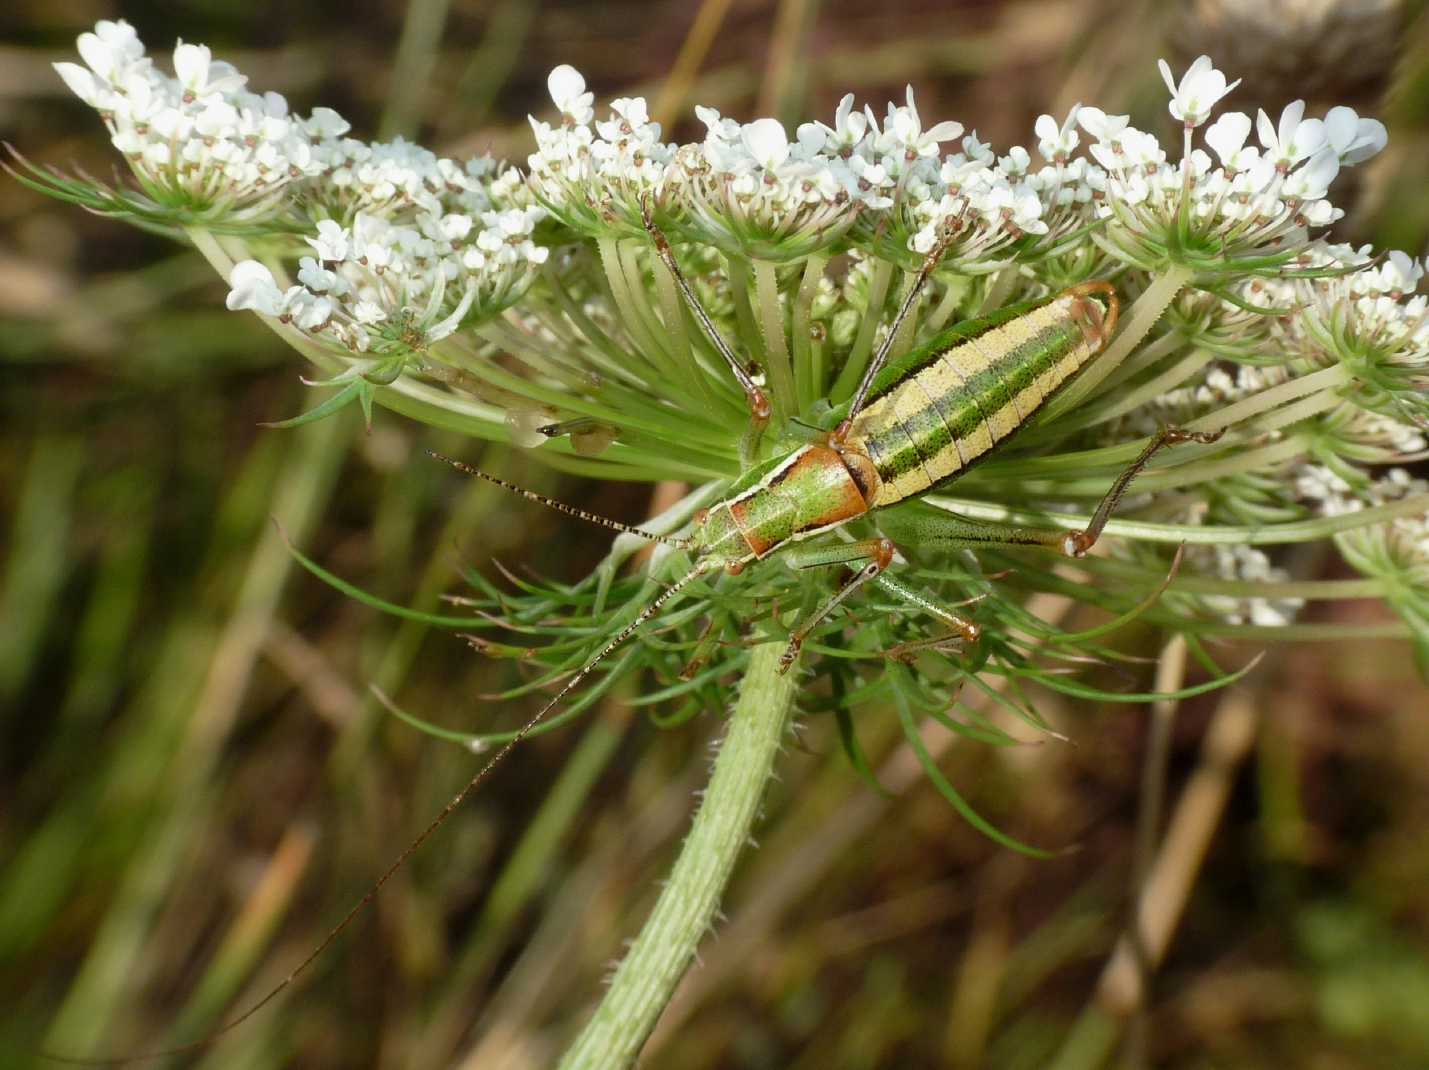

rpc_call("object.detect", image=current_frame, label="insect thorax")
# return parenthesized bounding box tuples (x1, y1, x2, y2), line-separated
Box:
(695, 445, 872, 565)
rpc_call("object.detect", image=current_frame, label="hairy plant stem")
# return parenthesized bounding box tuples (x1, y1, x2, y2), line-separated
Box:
(557, 642, 798, 1070)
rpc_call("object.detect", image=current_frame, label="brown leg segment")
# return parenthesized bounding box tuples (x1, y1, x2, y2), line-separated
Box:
(1063, 427, 1224, 557)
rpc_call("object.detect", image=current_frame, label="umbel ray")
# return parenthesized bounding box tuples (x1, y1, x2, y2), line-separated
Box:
(46, 215, 1220, 1065)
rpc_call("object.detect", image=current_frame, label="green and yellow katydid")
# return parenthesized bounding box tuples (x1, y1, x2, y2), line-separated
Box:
(438, 207, 1221, 704)
(96, 219, 1220, 1064)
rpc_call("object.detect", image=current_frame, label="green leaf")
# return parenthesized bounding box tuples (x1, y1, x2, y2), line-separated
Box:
(261, 379, 365, 430)
(889, 665, 1056, 858)
(278, 525, 494, 628)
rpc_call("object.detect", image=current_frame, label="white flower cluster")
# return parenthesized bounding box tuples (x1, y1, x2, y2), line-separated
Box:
(522, 56, 1386, 276)
(1184, 544, 1304, 627)
(1296, 463, 1429, 589)
(1083, 93, 1385, 268)
(53, 20, 323, 220)
(304, 133, 521, 224)
(54, 19, 519, 227)
(225, 207, 548, 352)
(526, 66, 677, 239)
(526, 69, 1104, 267)
(1266, 246, 1429, 425)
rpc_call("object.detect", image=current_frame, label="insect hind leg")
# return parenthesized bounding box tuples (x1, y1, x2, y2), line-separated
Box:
(1063, 426, 1223, 557)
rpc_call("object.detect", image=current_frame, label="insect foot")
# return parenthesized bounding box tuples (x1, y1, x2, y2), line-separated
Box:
(777, 636, 804, 676)
(1165, 427, 1227, 446)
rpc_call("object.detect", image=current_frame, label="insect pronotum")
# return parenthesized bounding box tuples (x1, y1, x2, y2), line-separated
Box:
(56, 210, 1221, 1064)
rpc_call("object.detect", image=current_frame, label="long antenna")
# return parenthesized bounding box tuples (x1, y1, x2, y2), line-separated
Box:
(42, 556, 720, 1066)
(428, 450, 692, 549)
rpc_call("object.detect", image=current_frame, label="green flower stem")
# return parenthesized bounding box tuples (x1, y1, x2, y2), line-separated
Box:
(753, 258, 796, 424)
(831, 256, 894, 402)
(792, 253, 827, 408)
(925, 278, 963, 333)
(557, 642, 798, 1070)
(595, 237, 671, 381)
(1068, 348, 1214, 430)
(650, 249, 724, 417)
(924, 490, 1429, 545)
(1098, 326, 1185, 393)
(889, 267, 924, 362)
(977, 264, 1019, 315)
(1184, 363, 1350, 434)
(1041, 262, 1196, 422)
(724, 254, 766, 367)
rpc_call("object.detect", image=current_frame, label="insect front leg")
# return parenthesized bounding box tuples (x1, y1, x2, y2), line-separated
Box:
(640, 195, 772, 448)
(869, 570, 983, 655)
(777, 538, 984, 673)
(777, 538, 896, 674)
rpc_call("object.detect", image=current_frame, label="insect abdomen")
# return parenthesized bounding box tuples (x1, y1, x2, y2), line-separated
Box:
(845, 292, 1102, 508)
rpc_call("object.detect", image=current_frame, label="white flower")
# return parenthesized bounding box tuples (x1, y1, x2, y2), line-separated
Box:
(1283, 149, 1339, 201)
(1158, 55, 1241, 127)
(308, 219, 350, 261)
(882, 86, 963, 159)
(547, 65, 594, 125)
(742, 118, 790, 171)
(1323, 105, 1388, 165)
(172, 41, 247, 100)
(1204, 111, 1256, 171)
(816, 94, 868, 155)
(305, 107, 351, 139)
(76, 19, 147, 84)
(1034, 106, 1080, 162)
(1256, 100, 1325, 171)
(1076, 106, 1130, 143)
(52, 62, 108, 108)
(226, 261, 285, 316)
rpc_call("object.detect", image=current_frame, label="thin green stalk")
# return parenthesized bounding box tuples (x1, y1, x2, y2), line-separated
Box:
(831, 257, 894, 402)
(922, 490, 1429, 545)
(1041, 263, 1195, 422)
(594, 237, 670, 381)
(1067, 349, 1215, 431)
(651, 248, 723, 417)
(792, 253, 827, 409)
(1184, 363, 1350, 434)
(1098, 330, 1184, 394)
(753, 258, 795, 424)
(557, 642, 798, 1069)
(924, 279, 963, 333)
(889, 268, 923, 362)
(976, 265, 1018, 316)
(618, 240, 683, 369)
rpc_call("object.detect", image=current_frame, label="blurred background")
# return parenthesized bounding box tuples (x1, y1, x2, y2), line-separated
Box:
(3, 1, 1429, 1067)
